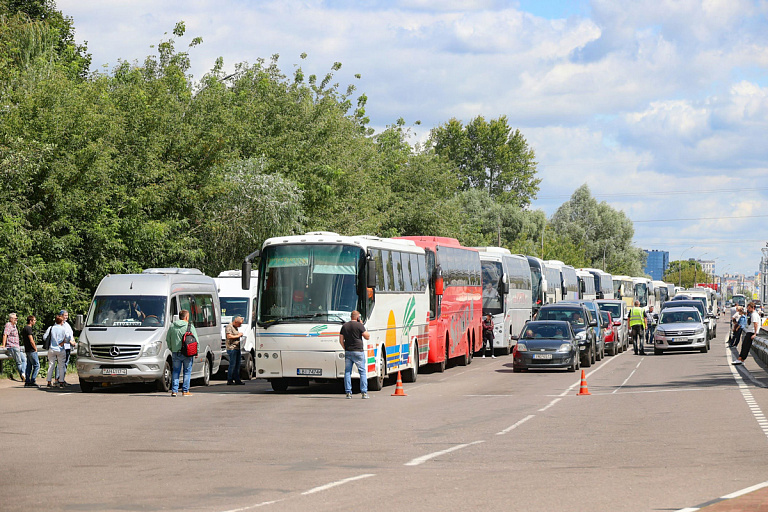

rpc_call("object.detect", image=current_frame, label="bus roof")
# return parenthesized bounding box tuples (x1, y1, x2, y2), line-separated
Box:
(262, 232, 423, 253)
(396, 236, 476, 251)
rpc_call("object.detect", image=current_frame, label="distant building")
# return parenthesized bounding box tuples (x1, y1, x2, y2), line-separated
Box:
(761, 247, 768, 305)
(644, 249, 669, 280)
(697, 259, 715, 276)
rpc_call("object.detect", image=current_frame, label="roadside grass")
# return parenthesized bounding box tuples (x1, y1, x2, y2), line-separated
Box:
(1, 354, 77, 381)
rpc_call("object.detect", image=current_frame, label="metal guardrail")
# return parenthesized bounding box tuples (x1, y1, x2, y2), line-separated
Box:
(0, 347, 48, 361)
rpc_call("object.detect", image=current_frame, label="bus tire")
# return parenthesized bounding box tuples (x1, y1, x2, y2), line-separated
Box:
(271, 379, 288, 393)
(195, 356, 211, 387)
(403, 343, 418, 383)
(241, 352, 254, 381)
(368, 349, 386, 391)
(459, 335, 471, 366)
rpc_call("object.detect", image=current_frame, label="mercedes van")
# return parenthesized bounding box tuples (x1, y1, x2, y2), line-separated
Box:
(76, 268, 222, 392)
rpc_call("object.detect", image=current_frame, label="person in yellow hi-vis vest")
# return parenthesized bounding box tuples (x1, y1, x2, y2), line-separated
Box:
(626, 300, 647, 355)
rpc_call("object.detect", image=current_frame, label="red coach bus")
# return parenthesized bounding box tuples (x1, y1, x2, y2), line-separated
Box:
(395, 237, 483, 371)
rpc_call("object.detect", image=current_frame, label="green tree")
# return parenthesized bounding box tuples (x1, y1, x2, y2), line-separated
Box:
(550, 184, 645, 275)
(664, 260, 703, 288)
(429, 116, 540, 207)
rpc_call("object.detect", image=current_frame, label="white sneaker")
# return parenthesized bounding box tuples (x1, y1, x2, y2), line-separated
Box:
(732, 360, 743, 365)
(361, 393, 370, 399)
(491, 355, 496, 359)
(345, 392, 352, 399)
(482, 354, 486, 358)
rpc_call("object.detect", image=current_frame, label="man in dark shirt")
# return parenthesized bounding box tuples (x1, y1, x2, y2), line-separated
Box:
(339, 310, 371, 399)
(21, 315, 39, 387)
(482, 313, 495, 358)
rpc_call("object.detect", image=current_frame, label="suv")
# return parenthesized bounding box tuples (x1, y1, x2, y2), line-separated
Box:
(661, 300, 712, 341)
(653, 306, 708, 354)
(537, 303, 598, 367)
(560, 300, 606, 361)
(597, 299, 628, 353)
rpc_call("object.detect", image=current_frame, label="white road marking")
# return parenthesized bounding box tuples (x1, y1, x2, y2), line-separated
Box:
(613, 359, 643, 394)
(404, 441, 485, 466)
(220, 499, 283, 512)
(726, 346, 768, 442)
(301, 473, 375, 495)
(538, 398, 561, 412)
(558, 348, 626, 396)
(721, 480, 768, 498)
(496, 414, 535, 435)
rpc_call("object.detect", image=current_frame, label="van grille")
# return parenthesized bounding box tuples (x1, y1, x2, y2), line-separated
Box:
(91, 344, 142, 360)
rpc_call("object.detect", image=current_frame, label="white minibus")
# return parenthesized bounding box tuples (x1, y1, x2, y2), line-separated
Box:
(214, 269, 259, 380)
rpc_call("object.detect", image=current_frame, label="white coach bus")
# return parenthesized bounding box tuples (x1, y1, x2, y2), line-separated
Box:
(241, 232, 429, 393)
(546, 260, 579, 301)
(476, 248, 532, 355)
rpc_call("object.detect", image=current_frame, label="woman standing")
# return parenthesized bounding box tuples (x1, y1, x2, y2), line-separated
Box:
(46, 314, 70, 388)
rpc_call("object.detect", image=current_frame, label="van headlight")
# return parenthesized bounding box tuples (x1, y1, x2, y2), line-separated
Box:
(77, 340, 91, 357)
(143, 341, 162, 357)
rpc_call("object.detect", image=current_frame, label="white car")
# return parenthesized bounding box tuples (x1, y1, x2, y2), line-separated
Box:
(653, 307, 708, 355)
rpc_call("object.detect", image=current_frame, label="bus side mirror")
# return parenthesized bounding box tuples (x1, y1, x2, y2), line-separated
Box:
(242, 261, 252, 290)
(502, 274, 510, 294)
(75, 314, 84, 330)
(435, 276, 444, 296)
(367, 258, 377, 289)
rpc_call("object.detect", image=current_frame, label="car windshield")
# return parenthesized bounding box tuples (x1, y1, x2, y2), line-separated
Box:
(481, 260, 503, 315)
(538, 308, 586, 328)
(599, 303, 621, 317)
(661, 311, 701, 324)
(86, 295, 167, 327)
(521, 324, 569, 339)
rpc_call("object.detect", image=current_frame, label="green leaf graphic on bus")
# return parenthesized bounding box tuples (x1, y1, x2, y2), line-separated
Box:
(402, 297, 416, 338)
(309, 325, 327, 335)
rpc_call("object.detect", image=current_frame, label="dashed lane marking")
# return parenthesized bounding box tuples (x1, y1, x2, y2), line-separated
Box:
(496, 414, 535, 435)
(613, 358, 643, 393)
(404, 441, 485, 466)
(301, 474, 375, 495)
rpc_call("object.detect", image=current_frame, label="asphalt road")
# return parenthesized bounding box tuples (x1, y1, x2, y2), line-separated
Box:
(3, 316, 768, 512)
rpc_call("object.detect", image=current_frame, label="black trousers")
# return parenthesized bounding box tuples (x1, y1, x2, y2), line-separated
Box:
(739, 332, 755, 361)
(631, 325, 645, 354)
(730, 328, 743, 348)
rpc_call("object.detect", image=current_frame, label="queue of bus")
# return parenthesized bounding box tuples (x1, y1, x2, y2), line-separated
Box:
(72, 231, 721, 393)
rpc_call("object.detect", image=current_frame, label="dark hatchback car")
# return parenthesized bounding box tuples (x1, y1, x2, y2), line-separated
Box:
(512, 320, 580, 372)
(536, 303, 598, 367)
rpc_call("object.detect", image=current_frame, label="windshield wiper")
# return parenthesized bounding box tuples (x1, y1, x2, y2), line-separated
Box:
(260, 313, 345, 327)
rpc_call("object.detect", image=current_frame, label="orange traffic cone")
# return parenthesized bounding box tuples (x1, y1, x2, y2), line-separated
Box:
(577, 370, 591, 396)
(391, 371, 407, 396)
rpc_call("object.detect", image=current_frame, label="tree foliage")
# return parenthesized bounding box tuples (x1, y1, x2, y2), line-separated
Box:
(664, 260, 704, 289)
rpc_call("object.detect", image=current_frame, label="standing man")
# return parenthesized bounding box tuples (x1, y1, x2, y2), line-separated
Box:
(2, 313, 25, 382)
(645, 305, 658, 345)
(482, 313, 495, 358)
(166, 309, 197, 397)
(733, 302, 760, 365)
(339, 310, 370, 399)
(627, 300, 647, 355)
(225, 315, 245, 385)
(22, 315, 39, 387)
(56, 309, 75, 381)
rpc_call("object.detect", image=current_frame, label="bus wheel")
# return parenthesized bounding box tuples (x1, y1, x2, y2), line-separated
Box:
(403, 343, 418, 383)
(271, 379, 288, 393)
(368, 349, 386, 391)
(241, 352, 254, 381)
(459, 336, 471, 366)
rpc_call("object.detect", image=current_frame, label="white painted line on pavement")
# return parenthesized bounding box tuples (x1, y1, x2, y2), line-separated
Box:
(675, 508, 699, 512)
(613, 359, 643, 394)
(538, 398, 561, 412)
(220, 499, 284, 512)
(404, 441, 485, 466)
(301, 473, 375, 495)
(496, 414, 535, 435)
(726, 346, 768, 442)
(720, 479, 768, 499)
(558, 349, 626, 396)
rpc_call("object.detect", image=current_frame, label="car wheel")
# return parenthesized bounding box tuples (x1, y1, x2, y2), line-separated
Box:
(591, 344, 596, 364)
(654, 348, 663, 355)
(568, 356, 577, 372)
(195, 357, 211, 387)
(513, 367, 522, 373)
(80, 380, 95, 393)
(156, 359, 172, 392)
(582, 349, 592, 368)
(700, 344, 708, 353)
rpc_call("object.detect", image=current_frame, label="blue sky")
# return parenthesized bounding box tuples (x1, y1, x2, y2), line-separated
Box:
(58, 0, 768, 279)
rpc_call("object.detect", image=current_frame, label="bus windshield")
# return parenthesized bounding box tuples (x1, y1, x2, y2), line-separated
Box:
(481, 261, 504, 315)
(635, 283, 648, 307)
(220, 297, 249, 323)
(86, 296, 167, 327)
(258, 244, 364, 325)
(733, 295, 746, 308)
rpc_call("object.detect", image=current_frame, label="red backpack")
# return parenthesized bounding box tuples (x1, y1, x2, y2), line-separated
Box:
(181, 321, 198, 357)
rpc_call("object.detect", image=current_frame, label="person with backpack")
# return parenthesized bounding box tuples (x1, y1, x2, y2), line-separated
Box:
(166, 309, 198, 397)
(2, 313, 26, 382)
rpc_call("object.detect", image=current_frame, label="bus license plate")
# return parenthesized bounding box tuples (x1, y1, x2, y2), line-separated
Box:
(297, 368, 322, 376)
(533, 353, 553, 360)
(102, 368, 127, 375)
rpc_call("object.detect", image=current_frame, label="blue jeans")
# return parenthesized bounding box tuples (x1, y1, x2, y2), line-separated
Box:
(25, 351, 39, 383)
(171, 352, 193, 393)
(227, 348, 242, 383)
(344, 351, 367, 394)
(7, 347, 26, 378)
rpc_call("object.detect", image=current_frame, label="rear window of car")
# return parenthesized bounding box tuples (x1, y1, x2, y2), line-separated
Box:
(598, 302, 621, 317)
(538, 308, 586, 328)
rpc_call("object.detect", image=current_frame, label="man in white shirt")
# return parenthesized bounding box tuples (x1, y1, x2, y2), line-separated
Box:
(733, 302, 760, 365)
